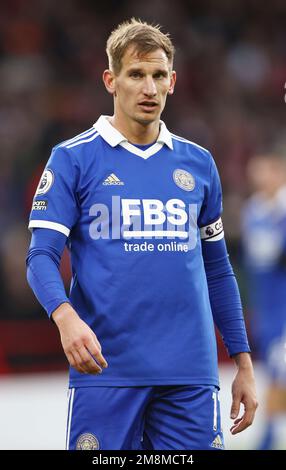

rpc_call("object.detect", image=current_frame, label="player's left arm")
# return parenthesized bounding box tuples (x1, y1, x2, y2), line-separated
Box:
(202, 235, 258, 434)
(199, 152, 258, 433)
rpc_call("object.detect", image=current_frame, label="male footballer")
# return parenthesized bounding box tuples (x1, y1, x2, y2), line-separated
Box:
(26, 18, 258, 450)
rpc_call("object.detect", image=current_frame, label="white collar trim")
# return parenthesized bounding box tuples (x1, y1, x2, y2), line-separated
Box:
(93, 115, 173, 158)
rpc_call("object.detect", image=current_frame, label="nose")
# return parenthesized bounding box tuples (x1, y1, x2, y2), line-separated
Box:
(142, 76, 157, 97)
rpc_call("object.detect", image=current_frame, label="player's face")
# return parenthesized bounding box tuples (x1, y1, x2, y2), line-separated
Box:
(106, 46, 176, 126)
(247, 156, 285, 194)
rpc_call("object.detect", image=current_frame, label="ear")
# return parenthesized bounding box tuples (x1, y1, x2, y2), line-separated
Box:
(102, 69, 116, 95)
(168, 70, 176, 95)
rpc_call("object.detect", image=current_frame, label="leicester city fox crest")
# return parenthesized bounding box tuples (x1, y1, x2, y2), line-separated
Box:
(173, 169, 195, 191)
(76, 433, 100, 450)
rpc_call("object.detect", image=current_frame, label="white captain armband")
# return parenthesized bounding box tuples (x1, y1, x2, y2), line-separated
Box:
(200, 217, 224, 242)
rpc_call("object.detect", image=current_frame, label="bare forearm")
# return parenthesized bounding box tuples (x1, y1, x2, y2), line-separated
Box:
(232, 352, 254, 372)
(52, 302, 79, 326)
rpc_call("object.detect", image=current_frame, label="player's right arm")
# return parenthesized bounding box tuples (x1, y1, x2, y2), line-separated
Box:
(26, 142, 108, 374)
(26, 228, 108, 375)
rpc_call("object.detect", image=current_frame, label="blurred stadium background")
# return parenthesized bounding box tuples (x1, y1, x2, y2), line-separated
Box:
(0, 0, 286, 449)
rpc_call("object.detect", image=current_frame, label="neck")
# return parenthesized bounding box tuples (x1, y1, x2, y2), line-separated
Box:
(110, 111, 160, 145)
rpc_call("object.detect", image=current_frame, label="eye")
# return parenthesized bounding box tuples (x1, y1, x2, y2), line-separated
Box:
(129, 71, 142, 78)
(154, 72, 167, 79)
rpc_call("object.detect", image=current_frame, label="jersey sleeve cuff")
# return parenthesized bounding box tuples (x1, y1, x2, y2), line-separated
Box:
(28, 220, 70, 237)
(228, 345, 251, 357)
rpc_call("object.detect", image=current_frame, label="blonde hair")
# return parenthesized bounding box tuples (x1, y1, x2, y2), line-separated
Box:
(106, 18, 175, 74)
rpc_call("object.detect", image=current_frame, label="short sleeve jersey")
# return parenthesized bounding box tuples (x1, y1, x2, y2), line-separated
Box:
(28, 116, 224, 387)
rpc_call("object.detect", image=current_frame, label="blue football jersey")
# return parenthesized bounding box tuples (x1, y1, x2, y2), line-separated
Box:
(28, 115, 224, 387)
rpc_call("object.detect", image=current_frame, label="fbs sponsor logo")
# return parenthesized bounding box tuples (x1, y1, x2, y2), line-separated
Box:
(32, 200, 48, 211)
(211, 434, 224, 449)
(103, 173, 124, 186)
(89, 196, 199, 251)
(76, 432, 100, 450)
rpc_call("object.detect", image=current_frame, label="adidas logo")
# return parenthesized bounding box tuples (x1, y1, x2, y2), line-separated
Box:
(103, 173, 124, 186)
(211, 434, 224, 449)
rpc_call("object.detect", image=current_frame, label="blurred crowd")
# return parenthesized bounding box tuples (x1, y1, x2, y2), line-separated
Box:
(0, 0, 286, 324)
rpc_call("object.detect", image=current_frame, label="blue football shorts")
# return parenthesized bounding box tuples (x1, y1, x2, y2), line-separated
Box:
(66, 384, 224, 450)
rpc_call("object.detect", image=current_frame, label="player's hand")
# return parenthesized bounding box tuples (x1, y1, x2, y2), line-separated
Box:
(230, 354, 258, 435)
(52, 302, 108, 375)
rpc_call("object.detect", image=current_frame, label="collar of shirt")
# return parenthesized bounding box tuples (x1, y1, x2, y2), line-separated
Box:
(93, 115, 173, 150)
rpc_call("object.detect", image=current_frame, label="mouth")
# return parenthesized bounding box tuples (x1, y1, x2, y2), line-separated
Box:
(138, 101, 158, 112)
